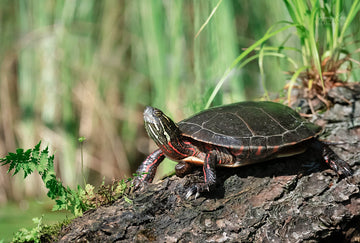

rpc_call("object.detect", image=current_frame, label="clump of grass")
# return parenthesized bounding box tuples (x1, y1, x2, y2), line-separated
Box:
(282, 0, 360, 104)
(88, 178, 133, 207)
(204, 0, 360, 107)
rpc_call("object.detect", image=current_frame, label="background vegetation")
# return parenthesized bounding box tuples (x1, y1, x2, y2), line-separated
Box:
(0, 0, 359, 240)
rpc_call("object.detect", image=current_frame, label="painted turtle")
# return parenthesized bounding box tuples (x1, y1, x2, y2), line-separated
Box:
(134, 101, 352, 198)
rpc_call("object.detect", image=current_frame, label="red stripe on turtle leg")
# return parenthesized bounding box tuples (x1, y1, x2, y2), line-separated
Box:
(203, 154, 210, 183)
(187, 152, 217, 197)
(136, 149, 165, 183)
(203, 152, 216, 187)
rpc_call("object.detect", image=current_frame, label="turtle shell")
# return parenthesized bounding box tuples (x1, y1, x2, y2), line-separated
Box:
(178, 101, 322, 150)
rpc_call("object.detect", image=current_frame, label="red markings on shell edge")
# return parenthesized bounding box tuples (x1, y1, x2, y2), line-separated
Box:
(255, 146, 263, 156)
(233, 145, 244, 156)
(272, 145, 279, 153)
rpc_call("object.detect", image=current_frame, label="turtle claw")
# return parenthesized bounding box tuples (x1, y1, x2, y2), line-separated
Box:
(132, 178, 141, 190)
(185, 184, 209, 199)
(185, 186, 198, 199)
(131, 177, 149, 192)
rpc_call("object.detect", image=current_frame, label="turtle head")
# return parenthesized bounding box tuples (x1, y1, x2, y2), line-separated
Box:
(143, 106, 181, 147)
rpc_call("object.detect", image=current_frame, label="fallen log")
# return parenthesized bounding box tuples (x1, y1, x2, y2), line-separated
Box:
(59, 89, 360, 242)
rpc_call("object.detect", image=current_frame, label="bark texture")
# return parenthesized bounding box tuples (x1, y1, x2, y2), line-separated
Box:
(59, 87, 360, 242)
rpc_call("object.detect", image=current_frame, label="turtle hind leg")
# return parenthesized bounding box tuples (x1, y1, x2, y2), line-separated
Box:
(320, 142, 353, 177)
(186, 151, 217, 199)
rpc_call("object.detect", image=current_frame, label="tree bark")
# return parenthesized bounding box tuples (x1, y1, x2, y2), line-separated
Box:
(59, 88, 360, 242)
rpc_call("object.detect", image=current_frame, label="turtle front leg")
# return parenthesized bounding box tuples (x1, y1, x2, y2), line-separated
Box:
(186, 151, 217, 199)
(133, 149, 165, 189)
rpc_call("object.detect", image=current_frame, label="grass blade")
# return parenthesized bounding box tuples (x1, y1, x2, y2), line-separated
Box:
(205, 22, 295, 108)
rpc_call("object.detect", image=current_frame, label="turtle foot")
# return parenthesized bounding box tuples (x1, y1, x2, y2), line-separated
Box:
(321, 144, 353, 177)
(185, 183, 210, 199)
(132, 178, 142, 190)
(327, 158, 353, 177)
(131, 176, 149, 192)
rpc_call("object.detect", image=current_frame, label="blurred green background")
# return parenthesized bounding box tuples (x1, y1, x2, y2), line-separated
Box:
(0, 0, 359, 241)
